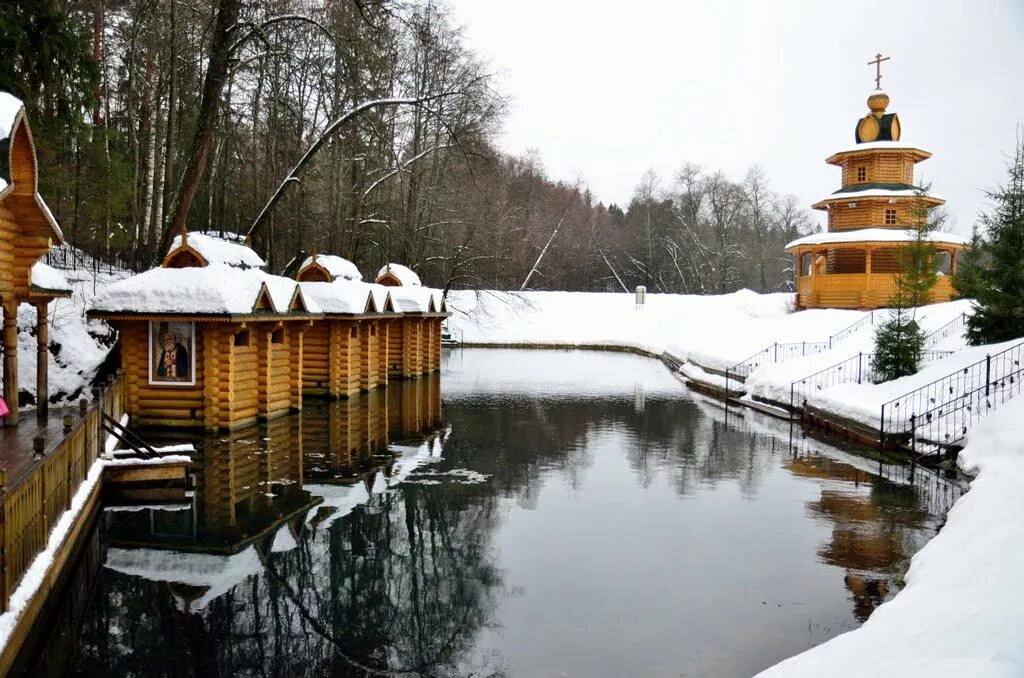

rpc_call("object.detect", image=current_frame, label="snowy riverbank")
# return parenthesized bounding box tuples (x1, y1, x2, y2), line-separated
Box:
(446, 289, 1023, 677)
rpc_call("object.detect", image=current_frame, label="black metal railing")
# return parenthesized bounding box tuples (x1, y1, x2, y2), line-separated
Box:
(725, 312, 876, 389)
(880, 340, 1024, 449)
(923, 312, 968, 348)
(789, 349, 955, 411)
(827, 310, 875, 346)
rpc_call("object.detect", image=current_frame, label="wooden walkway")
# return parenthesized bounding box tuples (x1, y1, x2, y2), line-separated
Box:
(0, 406, 80, 486)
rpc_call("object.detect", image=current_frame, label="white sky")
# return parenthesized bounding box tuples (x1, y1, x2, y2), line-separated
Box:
(449, 0, 1024, 233)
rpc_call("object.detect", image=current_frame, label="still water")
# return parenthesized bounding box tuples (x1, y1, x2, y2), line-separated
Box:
(22, 349, 956, 677)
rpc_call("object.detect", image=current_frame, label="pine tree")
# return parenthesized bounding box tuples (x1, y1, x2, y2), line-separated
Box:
(958, 138, 1024, 345)
(873, 187, 939, 381)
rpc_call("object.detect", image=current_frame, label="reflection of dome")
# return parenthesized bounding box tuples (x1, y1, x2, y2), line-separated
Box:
(867, 91, 890, 114)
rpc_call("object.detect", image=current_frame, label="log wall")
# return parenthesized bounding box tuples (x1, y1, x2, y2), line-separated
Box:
(116, 312, 445, 429)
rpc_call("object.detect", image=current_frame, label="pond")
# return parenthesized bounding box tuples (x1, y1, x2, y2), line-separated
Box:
(19, 348, 958, 677)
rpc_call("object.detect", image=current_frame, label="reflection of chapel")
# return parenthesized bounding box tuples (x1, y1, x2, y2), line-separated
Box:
(786, 55, 967, 310)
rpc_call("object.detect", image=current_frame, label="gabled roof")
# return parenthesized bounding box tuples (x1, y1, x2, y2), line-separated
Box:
(298, 253, 361, 281)
(164, 232, 265, 269)
(376, 263, 421, 286)
(0, 91, 63, 243)
(89, 263, 321, 317)
(298, 279, 395, 316)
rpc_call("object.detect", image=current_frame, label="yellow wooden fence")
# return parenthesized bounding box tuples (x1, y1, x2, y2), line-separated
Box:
(0, 373, 124, 611)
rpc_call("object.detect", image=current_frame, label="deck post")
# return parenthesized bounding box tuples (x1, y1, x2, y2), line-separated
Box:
(857, 352, 863, 384)
(985, 354, 991, 397)
(35, 301, 49, 420)
(2, 300, 18, 426)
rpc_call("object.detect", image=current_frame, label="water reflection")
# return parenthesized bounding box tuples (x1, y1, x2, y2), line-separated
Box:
(22, 350, 963, 677)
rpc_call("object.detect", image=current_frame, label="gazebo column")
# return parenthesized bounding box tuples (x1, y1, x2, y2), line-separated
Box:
(950, 249, 958, 276)
(862, 247, 873, 308)
(35, 301, 48, 420)
(2, 300, 18, 426)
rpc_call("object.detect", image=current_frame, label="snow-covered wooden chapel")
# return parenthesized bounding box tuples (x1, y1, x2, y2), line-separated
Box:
(786, 60, 968, 310)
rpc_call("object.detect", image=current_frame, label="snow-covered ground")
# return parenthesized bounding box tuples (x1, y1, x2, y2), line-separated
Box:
(4, 248, 130, 409)
(447, 289, 863, 369)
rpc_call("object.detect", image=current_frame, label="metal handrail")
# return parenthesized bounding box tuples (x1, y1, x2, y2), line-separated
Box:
(923, 312, 968, 348)
(880, 340, 1024, 446)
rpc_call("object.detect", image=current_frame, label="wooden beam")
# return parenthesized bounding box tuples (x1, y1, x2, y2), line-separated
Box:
(35, 300, 48, 419)
(2, 301, 18, 426)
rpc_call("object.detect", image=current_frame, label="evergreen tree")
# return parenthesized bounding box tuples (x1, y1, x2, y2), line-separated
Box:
(873, 187, 939, 381)
(957, 138, 1024, 345)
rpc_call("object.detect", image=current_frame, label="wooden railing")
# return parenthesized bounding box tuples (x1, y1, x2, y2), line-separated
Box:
(796, 273, 955, 308)
(0, 373, 125, 611)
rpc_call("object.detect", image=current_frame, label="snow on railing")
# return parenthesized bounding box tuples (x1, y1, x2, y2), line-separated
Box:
(726, 312, 876, 387)
(880, 340, 1024, 450)
(789, 350, 955, 411)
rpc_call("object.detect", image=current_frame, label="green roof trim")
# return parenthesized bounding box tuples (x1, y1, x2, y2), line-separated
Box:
(831, 183, 920, 195)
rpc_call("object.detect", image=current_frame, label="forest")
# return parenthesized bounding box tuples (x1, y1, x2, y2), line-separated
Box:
(1, 0, 816, 293)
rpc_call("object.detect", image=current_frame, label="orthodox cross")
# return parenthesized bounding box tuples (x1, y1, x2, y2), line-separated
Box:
(867, 53, 890, 90)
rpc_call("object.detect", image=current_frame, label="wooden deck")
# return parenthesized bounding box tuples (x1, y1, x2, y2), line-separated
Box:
(0, 406, 81, 486)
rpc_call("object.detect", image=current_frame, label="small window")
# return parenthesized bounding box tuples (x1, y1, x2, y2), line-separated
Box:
(885, 208, 897, 225)
(234, 330, 250, 347)
(271, 328, 284, 344)
(350, 326, 358, 338)
(856, 166, 866, 182)
(370, 325, 376, 336)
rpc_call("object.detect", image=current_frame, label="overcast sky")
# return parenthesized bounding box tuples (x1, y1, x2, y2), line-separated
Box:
(449, 0, 1024, 233)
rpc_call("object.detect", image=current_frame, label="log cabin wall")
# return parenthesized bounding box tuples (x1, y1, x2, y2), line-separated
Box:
(231, 326, 260, 428)
(302, 323, 331, 396)
(359, 320, 379, 392)
(387, 319, 404, 378)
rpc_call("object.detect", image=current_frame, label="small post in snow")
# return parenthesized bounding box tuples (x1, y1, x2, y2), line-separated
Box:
(635, 286, 646, 310)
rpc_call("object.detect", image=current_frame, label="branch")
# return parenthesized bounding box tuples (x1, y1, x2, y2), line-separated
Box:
(246, 94, 454, 239)
(228, 14, 335, 55)
(520, 212, 568, 291)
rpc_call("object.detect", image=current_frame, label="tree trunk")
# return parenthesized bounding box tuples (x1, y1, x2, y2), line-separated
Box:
(155, 0, 241, 261)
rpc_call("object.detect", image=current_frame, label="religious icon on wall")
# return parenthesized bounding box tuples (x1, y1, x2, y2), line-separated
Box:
(149, 320, 195, 385)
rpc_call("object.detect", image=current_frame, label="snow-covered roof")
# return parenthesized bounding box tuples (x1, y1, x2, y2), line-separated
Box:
(91, 263, 321, 315)
(105, 545, 264, 613)
(300, 254, 362, 281)
(0, 92, 25, 191)
(389, 285, 445, 313)
(377, 263, 421, 286)
(299, 280, 376, 314)
(815, 188, 945, 205)
(785, 228, 970, 250)
(168, 232, 265, 269)
(30, 261, 72, 292)
(827, 140, 931, 157)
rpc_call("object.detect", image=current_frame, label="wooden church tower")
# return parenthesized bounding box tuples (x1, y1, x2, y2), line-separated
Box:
(786, 54, 967, 310)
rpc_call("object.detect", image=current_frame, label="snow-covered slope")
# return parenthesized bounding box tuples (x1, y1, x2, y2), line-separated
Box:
(6, 249, 130, 408)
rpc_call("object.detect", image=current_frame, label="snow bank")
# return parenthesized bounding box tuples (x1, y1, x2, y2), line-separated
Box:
(446, 289, 861, 371)
(758, 399, 1024, 678)
(169, 232, 265, 269)
(377, 263, 421, 286)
